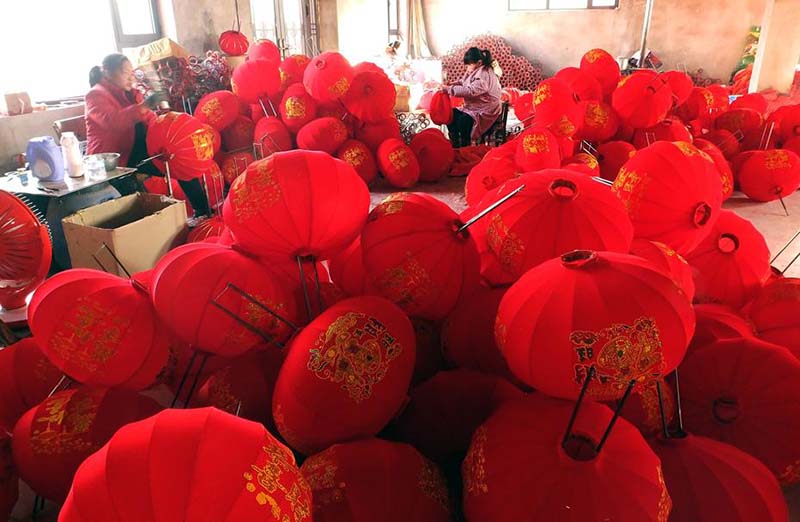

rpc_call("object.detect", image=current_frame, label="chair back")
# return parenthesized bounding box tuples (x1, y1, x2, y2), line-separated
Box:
(52, 115, 87, 142)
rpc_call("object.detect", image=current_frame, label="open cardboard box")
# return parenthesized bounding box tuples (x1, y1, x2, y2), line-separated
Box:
(62, 193, 187, 276)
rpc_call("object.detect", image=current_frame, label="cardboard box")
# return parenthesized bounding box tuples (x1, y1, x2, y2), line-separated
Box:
(62, 193, 187, 276)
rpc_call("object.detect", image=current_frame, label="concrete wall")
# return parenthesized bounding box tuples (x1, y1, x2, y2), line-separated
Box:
(166, 0, 256, 55)
(0, 105, 85, 171)
(318, 0, 340, 51)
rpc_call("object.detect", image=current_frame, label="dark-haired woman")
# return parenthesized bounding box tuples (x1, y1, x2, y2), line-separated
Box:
(442, 47, 502, 148)
(85, 53, 209, 216)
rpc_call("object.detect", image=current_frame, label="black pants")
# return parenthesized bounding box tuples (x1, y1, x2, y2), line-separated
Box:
(446, 109, 474, 148)
(128, 122, 210, 216)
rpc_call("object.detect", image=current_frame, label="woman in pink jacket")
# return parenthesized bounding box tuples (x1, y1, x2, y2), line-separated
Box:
(443, 47, 502, 148)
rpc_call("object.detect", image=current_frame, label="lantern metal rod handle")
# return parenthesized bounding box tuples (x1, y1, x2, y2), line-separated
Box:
(217, 282, 300, 332)
(656, 380, 670, 439)
(209, 293, 285, 349)
(561, 365, 596, 448)
(297, 256, 314, 322)
(595, 380, 636, 454)
(457, 184, 525, 234)
(171, 351, 199, 408)
(673, 368, 685, 436)
(770, 228, 800, 263)
(135, 152, 165, 169)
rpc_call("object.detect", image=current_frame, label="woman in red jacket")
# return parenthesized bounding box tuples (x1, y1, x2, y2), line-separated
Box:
(85, 53, 209, 215)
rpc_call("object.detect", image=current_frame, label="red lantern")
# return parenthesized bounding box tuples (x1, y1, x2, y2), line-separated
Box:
(219, 150, 255, 185)
(612, 73, 673, 129)
(195, 90, 240, 130)
(661, 70, 693, 106)
(231, 59, 282, 104)
(0, 191, 52, 310)
(0, 338, 61, 431)
(279, 83, 318, 132)
(715, 108, 763, 136)
(410, 318, 445, 385)
(738, 149, 800, 202)
(0, 431, 16, 522)
(612, 141, 723, 254)
(532, 78, 581, 137)
(60, 407, 312, 522)
(463, 394, 671, 522)
(596, 140, 636, 181)
(328, 236, 370, 297)
(218, 30, 249, 56)
(303, 51, 354, 103)
(562, 152, 600, 176)
(272, 296, 415, 454)
(151, 242, 299, 357)
(497, 250, 695, 400)
(13, 386, 161, 501)
(686, 210, 770, 308)
(186, 215, 227, 243)
(254, 116, 293, 158)
(301, 438, 451, 521)
(296, 117, 349, 154)
(29, 269, 170, 389)
(554, 66, 602, 101)
(579, 48, 621, 96)
(512, 91, 534, 121)
(692, 303, 754, 350)
(343, 70, 396, 123)
(514, 126, 560, 172)
(577, 101, 619, 143)
(377, 138, 421, 188)
(617, 379, 675, 435)
(476, 170, 634, 278)
(744, 277, 800, 355)
(653, 433, 787, 522)
(224, 150, 369, 260)
(220, 115, 255, 152)
(631, 118, 692, 149)
(336, 139, 378, 184)
(409, 129, 455, 182)
(783, 136, 800, 156)
(362, 192, 481, 320)
(630, 238, 695, 301)
(429, 91, 453, 125)
(694, 138, 734, 200)
(465, 147, 519, 206)
(732, 92, 768, 114)
(143, 175, 193, 216)
(700, 129, 741, 159)
(675, 87, 716, 124)
(396, 369, 521, 463)
(355, 117, 402, 152)
(777, 105, 800, 142)
(146, 111, 217, 181)
(248, 38, 281, 63)
(280, 54, 312, 89)
(680, 337, 800, 484)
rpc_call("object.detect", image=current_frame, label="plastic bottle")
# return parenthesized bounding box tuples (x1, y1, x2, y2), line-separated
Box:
(60, 132, 83, 178)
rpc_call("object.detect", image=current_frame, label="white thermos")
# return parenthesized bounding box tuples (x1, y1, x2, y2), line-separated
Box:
(60, 132, 83, 178)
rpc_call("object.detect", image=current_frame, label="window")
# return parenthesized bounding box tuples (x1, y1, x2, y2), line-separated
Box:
(509, 0, 618, 10)
(388, 0, 399, 41)
(110, 0, 162, 49)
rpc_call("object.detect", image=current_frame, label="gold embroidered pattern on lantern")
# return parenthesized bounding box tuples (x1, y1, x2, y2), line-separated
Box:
(342, 146, 366, 167)
(570, 317, 666, 401)
(463, 426, 489, 496)
(285, 97, 307, 119)
(372, 193, 406, 217)
(201, 97, 224, 125)
(533, 84, 550, 105)
(765, 150, 791, 170)
(389, 148, 410, 169)
(522, 132, 550, 154)
(208, 368, 239, 414)
(656, 466, 672, 522)
(30, 389, 102, 456)
(487, 214, 524, 274)
(638, 381, 673, 432)
(307, 312, 403, 402)
(328, 77, 350, 97)
(419, 458, 450, 510)
(191, 131, 215, 161)
(779, 459, 800, 484)
(702, 90, 715, 107)
(375, 253, 432, 310)
(49, 297, 131, 373)
(586, 103, 609, 128)
(243, 440, 312, 522)
(232, 162, 282, 220)
(224, 294, 283, 347)
(584, 49, 605, 63)
(612, 167, 649, 216)
(302, 451, 345, 505)
(273, 403, 300, 448)
(556, 116, 576, 137)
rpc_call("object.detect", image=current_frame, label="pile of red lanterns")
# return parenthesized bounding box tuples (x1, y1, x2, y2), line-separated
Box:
(2, 44, 800, 522)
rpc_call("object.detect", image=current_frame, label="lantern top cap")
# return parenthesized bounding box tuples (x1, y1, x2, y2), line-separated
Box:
(561, 249, 597, 268)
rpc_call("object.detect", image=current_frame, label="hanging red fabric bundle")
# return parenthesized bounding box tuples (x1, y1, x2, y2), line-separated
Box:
(218, 30, 249, 56)
(429, 91, 453, 125)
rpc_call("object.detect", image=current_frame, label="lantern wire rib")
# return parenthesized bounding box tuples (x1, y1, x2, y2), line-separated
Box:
(673, 368, 685, 436)
(312, 260, 324, 314)
(201, 175, 214, 217)
(762, 122, 775, 150)
(235, 400, 242, 417)
(561, 365, 596, 448)
(782, 248, 800, 274)
(457, 184, 525, 233)
(778, 197, 789, 217)
(595, 379, 636, 454)
(297, 256, 314, 321)
(771, 228, 800, 263)
(32, 495, 45, 520)
(170, 351, 199, 408)
(267, 97, 278, 118)
(259, 98, 270, 118)
(164, 161, 174, 198)
(182, 353, 209, 408)
(655, 380, 670, 439)
(135, 152, 165, 169)
(256, 130, 281, 154)
(217, 282, 299, 332)
(47, 375, 71, 398)
(209, 293, 284, 348)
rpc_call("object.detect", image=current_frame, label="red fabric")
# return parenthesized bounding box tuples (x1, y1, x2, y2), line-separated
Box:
(740, 125, 782, 151)
(577, 101, 619, 143)
(59, 407, 311, 522)
(0, 338, 61, 431)
(218, 30, 249, 56)
(223, 150, 369, 260)
(303, 51, 354, 104)
(355, 117, 402, 152)
(675, 87, 716, 126)
(653, 433, 787, 522)
(410, 318, 446, 385)
(377, 139, 420, 188)
(618, 379, 675, 435)
(296, 117, 348, 154)
(272, 297, 415, 454)
(514, 126, 560, 172)
(248, 39, 281, 63)
(497, 250, 694, 399)
(680, 337, 800, 484)
(694, 138, 734, 200)
(220, 115, 254, 152)
(12, 387, 161, 502)
(612, 141, 723, 254)
(579, 48, 621, 96)
(194, 90, 240, 130)
(254, 116, 293, 157)
(738, 149, 800, 202)
(429, 91, 453, 125)
(463, 394, 671, 522)
(150, 242, 299, 357)
(409, 129, 455, 182)
(396, 369, 522, 462)
(186, 215, 226, 243)
(531, 78, 582, 137)
(464, 142, 519, 206)
(612, 73, 673, 129)
(343, 70, 396, 123)
(631, 118, 692, 149)
(701, 129, 741, 159)
(512, 91, 534, 121)
(146, 112, 217, 181)
(715, 108, 764, 136)
(0, 431, 16, 522)
(596, 140, 636, 181)
(218, 150, 254, 185)
(29, 269, 170, 389)
(328, 236, 370, 297)
(232, 59, 281, 104)
(449, 144, 490, 176)
(691, 303, 754, 351)
(554, 67, 602, 102)
(630, 238, 695, 301)
(776, 105, 800, 142)
(744, 278, 800, 355)
(300, 438, 451, 521)
(279, 83, 318, 132)
(143, 175, 193, 216)
(336, 139, 378, 184)
(732, 93, 769, 115)
(562, 152, 600, 176)
(362, 192, 481, 320)
(661, 70, 693, 106)
(85, 80, 153, 166)
(280, 54, 311, 89)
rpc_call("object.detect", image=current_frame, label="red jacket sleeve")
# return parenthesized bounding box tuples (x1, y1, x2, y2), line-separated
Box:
(85, 89, 147, 132)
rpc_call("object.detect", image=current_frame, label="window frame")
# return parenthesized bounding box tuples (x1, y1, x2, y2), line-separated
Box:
(508, 0, 619, 11)
(108, 0, 162, 50)
(388, 0, 400, 41)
